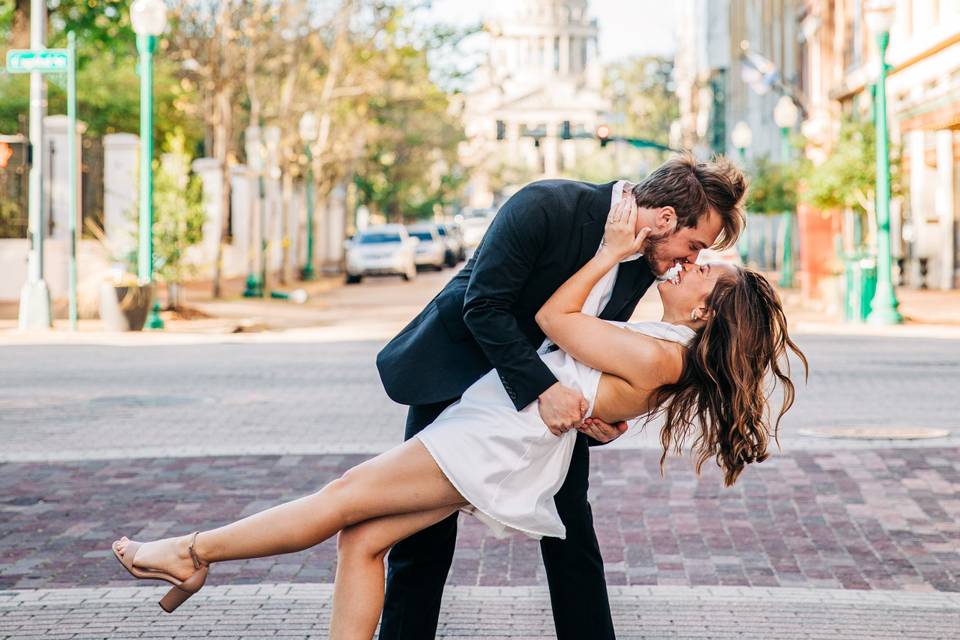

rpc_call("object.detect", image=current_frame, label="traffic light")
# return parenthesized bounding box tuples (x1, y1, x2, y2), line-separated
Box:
(561, 120, 571, 140)
(0, 142, 12, 169)
(496, 119, 506, 141)
(596, 124, 611, 148)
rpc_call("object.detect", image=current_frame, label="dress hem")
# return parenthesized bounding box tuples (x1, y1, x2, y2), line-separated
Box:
(414, 436, 565, 541)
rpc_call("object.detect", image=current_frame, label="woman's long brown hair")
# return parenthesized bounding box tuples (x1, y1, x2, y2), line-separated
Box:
(647, 268, 808, 486)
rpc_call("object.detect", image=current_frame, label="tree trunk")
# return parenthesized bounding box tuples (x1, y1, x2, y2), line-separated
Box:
(280, 171, 294, 284)
(211, 87, 233, 299)
(11, 0, 31, 49)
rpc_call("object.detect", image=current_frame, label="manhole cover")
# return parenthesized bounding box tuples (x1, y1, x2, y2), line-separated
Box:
(798, 426, 952, 440)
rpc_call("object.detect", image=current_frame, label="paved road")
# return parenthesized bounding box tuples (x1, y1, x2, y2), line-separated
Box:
(2, 270, 960, 638)
(0, 333, 958, 462)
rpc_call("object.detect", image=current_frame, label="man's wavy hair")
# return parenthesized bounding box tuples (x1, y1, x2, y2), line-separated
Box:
(632, 152, 747, 250)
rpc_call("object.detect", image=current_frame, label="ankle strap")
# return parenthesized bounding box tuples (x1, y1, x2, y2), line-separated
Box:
(188, 531, 207, 569)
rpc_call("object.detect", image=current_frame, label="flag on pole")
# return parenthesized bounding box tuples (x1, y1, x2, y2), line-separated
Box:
(741, 48, 780, 95)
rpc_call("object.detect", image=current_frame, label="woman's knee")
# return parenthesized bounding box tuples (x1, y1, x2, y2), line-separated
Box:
(337, 524, 389, 563)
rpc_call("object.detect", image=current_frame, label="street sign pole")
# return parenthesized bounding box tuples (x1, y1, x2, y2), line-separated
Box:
(67, 32, 78, 330)
(18, 0, 53, 330)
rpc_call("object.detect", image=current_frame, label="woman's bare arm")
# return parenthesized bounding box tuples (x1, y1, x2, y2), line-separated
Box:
(534, 196, 662, 387)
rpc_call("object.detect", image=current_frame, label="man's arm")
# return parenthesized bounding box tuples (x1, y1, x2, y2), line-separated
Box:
(462, 187, 584, 434)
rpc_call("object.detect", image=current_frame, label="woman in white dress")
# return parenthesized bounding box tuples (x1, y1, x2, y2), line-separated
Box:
(112, 197, 806, 637)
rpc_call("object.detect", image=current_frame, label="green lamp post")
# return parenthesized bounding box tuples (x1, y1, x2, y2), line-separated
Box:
(731, 120, 752, 265)
(865, 0, 902, 324)
(131, 0, 167, 330)
(773, 95, 799, 288)
(243, 126, 264, 298)
(298, 111, 319, 281)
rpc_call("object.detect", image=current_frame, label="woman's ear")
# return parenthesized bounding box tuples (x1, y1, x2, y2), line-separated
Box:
(690, 303, 710, 323)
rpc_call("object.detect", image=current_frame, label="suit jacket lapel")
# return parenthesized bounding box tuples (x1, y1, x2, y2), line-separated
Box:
(576, 180, 616, 267)
(599, 259, 655, 321)
(578, 220, 605, 267)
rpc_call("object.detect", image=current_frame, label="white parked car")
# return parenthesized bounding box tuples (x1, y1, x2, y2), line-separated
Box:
(459, 208, 496, 250)
(344, 225, 418, 284)
(406, 224, 447, 271)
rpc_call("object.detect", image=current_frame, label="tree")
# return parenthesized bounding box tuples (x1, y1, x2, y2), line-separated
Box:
(746, 155, 798, 214)
(352, 7, 466, 221)
(604, 56, 678, 145)
(0, 0, 201, 143)
(152, 129, 205, 309)
(800, 115, 903, 250)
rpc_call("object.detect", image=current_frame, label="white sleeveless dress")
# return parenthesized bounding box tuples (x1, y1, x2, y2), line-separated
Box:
(415, 320, 696, 540)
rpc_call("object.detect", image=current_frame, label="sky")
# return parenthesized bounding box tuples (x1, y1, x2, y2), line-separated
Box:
(426, 0, 680, 63)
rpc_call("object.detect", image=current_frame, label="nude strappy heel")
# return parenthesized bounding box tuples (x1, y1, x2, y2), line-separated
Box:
(112, 531, 209, 613)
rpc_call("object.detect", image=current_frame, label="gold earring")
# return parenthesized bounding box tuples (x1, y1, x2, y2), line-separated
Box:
(690, 310, 698, 321)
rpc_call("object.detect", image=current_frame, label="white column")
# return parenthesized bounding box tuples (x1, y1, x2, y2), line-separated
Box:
(543, 121, 559, 176)
(230, 165, 255, 276)
(935, 130, 956, 289)
(559, 34, 570, 75)
(324, 183, 348, 270)
(191, 157, 224, 263)
(544, 34, 555, 72)
(103, 133, 139, 258)
(909, 130, 930, 285)
(43, 115, 83, 243)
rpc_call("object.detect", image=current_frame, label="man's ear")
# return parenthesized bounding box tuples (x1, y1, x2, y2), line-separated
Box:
(656, 206, 677, 232)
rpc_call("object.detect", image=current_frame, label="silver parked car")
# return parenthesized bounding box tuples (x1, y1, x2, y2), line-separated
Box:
(344, 225, 418, 284)
(406, 224, 447, 271)
(435, 222, 466, 266)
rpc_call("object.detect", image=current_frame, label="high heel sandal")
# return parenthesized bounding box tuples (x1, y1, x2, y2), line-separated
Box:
(112, 531, 210, 613)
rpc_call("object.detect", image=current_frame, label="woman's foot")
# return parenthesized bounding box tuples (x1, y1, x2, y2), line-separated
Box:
(114, 534, 205, 582)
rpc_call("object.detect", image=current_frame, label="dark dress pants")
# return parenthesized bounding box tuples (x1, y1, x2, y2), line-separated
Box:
(378, 401, 616, 640)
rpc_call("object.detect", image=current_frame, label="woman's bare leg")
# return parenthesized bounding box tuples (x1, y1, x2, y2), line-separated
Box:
(113, 440, 464, 580)
(330, 506, 462, 640)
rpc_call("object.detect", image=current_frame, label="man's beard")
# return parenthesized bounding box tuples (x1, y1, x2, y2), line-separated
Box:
(641, 231, 673, 276)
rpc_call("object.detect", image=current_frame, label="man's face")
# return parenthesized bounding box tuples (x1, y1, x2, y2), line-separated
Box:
(641, 207, 724, 276)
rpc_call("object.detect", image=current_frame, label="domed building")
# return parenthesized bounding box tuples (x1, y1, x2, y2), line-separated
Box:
(461, 0, 609, 208)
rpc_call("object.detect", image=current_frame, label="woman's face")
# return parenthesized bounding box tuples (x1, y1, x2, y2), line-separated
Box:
(657, 261, 738, 317)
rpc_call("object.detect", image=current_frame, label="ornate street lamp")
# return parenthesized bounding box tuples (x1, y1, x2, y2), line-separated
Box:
(731, 121, 752, 163)
(864, 0, 902, 324)
(773, 95, 800, 288)
(298, 112, 319, 280)
(131, 0, 168, 330)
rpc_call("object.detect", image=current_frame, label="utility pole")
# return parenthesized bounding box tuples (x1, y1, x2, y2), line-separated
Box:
(18, 0, 52, 329)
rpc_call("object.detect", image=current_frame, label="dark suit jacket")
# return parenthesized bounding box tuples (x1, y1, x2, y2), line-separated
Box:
(376, 179, 656, 412)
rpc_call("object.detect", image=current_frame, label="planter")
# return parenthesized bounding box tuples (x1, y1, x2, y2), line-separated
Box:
(99, 282, 153, 332)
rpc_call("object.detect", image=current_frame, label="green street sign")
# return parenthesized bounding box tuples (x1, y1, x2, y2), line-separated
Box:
(5, 49, 70, 74)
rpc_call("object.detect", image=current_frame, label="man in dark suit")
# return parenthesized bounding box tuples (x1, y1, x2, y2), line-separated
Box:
(376, 153, 747, 639)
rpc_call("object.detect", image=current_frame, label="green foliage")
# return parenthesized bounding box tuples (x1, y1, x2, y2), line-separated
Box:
(800, 115, 902, 213)
(151, 129, 205, 286)
(604, 56, 678, 146)
(0, 1, 200, 147)
(746, 155, 798, 214)
(353, 9, 466, 221)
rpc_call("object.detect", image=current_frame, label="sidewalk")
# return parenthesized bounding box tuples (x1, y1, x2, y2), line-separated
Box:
(1, 271, 959, 344)
(3, 584, 958, 639)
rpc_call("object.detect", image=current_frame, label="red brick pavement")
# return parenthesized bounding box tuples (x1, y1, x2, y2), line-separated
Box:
(2, 449, 958, 592)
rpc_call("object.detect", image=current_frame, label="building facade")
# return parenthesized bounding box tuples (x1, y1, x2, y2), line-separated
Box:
(674, 0, 803, 163)
(461, 0, 609, 208)
(800, 0, 960, 292)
